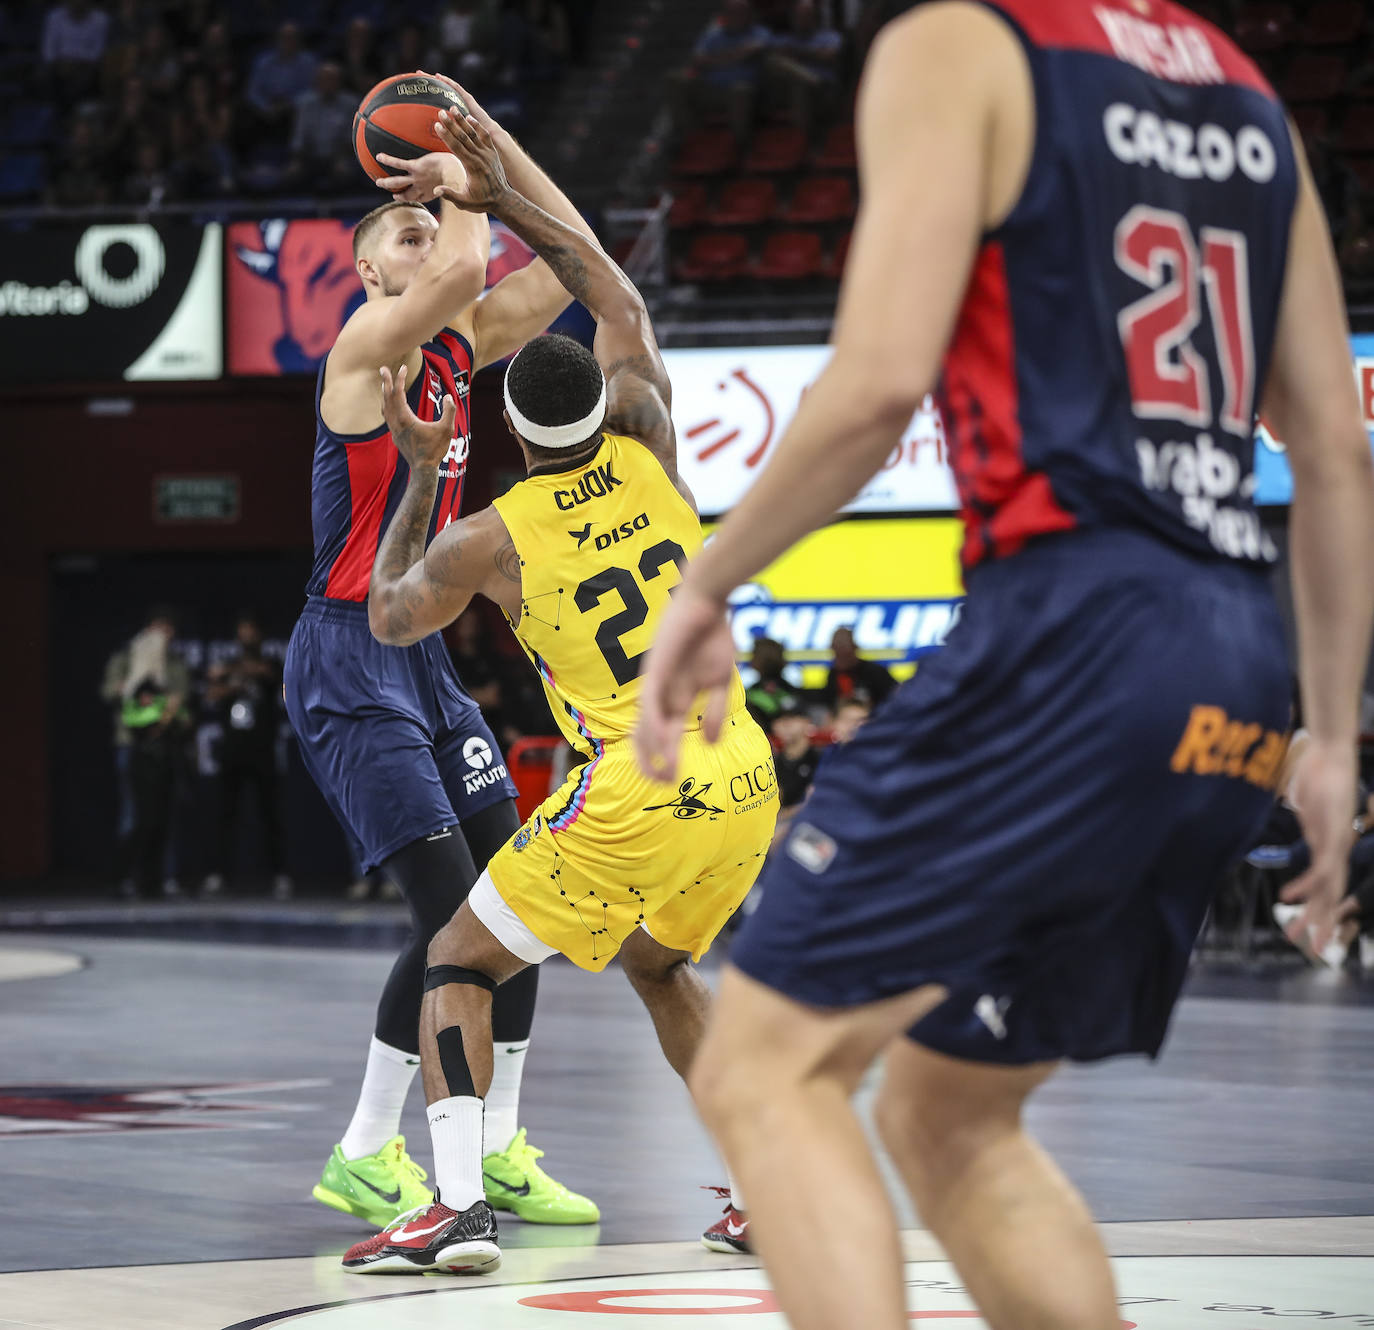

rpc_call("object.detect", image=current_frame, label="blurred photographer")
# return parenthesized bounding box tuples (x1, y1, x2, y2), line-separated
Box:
(200, 614, 292, 900)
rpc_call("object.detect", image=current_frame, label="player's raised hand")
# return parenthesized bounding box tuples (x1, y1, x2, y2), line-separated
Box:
(417, 69, 499, 136)
(432, 111, 509, 212)
(373, 150, 465, 203)
(634, 584, 738, 784)
(1280, 737, 1358, 952)
(379, 364, 456, 472)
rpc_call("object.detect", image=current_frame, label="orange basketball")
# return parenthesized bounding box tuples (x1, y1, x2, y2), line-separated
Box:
(353, 73, 469, 182)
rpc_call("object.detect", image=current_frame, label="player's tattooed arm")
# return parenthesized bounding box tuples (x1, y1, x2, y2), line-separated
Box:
(435, 112, 689, 498)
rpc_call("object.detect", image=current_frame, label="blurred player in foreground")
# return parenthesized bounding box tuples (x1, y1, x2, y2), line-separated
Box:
(338, 109, 777, 1275)
(636, 2, 1374, 1327)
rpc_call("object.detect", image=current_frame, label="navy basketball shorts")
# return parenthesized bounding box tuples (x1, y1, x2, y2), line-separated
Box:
(730, 528, 1292, 1065)
(284, 598, 517, 873)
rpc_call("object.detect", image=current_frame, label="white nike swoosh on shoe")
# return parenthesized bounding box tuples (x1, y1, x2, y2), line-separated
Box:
(389, 1217, 450, 1243)
(725, 1219, 747, 1237)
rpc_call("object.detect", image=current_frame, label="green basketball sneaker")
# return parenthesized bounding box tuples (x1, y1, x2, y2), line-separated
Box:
(313, 1135, 434, 1228)
(482, 1128, 600, 1224)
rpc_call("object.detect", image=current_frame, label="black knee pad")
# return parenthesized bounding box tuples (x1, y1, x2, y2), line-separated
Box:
(424, 963, 497, 993)
(436, 1025, 476, 1098)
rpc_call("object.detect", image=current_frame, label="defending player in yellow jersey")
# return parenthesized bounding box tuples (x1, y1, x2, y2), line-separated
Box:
(489, 430, 775, 970)
(341, 108, 775, 1277)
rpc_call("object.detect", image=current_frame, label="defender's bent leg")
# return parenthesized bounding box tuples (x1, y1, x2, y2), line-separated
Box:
(690, 965, 946, 1330)
(619, 926, 710, 1081)
(875, 1043, 1118, 1330)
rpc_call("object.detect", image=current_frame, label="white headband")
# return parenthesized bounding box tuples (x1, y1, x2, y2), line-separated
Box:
(503, 345, 607, 450)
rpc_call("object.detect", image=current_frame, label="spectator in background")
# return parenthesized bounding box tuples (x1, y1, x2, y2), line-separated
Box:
(339, 17, 381, 98)
(438, 0, 493, 87)
(189, 20, 238, 106)
(743, 635, 802, 726)
(671, 0, 773, 143)
(106, 74, 156, 160)
(522, 0, 570, 79)
(120, 135, 172, 206)
(769, 695, 820, 847)
(101, 606, 190, 898)
(42, 0, 110, 96)
(244, 21, 317, 146)
(830, 694, 872, 744)
(382, 21, 441, 86)
(118, 674, 187, 900)
(764, 0, 843, 134)
(170, 70, 238, 198)
(286, 61, 357, 193)
(820, 625, 895, 711)
(46, 115, 111, 207)
(200, 614, 292, 901)
(139, 21, 182, 99)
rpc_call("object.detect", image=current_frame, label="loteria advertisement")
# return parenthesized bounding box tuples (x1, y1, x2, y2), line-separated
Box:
(0, 221, 222, 383)
(710, 517, 966, 675)
(665, 346, 955, 517)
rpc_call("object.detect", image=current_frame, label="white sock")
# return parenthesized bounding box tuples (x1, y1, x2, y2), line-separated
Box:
(728, 1169, 746, 1212)
(339, 1036, 420, 1160)
(429, 1095, 486, 1210)
(483, 1038, 529, 1155)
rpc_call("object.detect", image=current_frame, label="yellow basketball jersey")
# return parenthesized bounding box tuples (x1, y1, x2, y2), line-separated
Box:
(493, 433, 745, 756)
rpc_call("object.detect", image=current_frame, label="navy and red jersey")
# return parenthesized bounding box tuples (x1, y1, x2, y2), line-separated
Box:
(305, 329, 474, 602)
(937, 0, 1297, 570)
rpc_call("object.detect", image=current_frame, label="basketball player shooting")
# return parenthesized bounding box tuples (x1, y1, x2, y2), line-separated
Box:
(336, 108, 778, 1275)
(284, 71, 599, 1235)
(635, 3, 1374, 1329)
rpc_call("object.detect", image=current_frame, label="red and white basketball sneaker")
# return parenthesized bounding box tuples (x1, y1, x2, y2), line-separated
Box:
(700, 1185, 751, 1254)
(341, 1198, 500, 1274)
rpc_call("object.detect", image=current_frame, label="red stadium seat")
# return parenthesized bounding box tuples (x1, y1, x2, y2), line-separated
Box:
(668, 182, 708, 229)
(1338, 105, 1374, 154)
(743, 126, 808, 174)
(821, 229, 852, 280)
(1290, 104, 1329, 146)
(675, 231, 750, 282)
(1279, 51, 1349, 104)
(813, 122, 856, 170)
(1298, 0, 1363, 47)
(672, 128, 738, 178)
(752, 229, 823, 279)
(1346, 156, 1374, 197)
(709, 177, 778, 225)
(781, 175, 855, 224)
(1233, 3, 1295, 53)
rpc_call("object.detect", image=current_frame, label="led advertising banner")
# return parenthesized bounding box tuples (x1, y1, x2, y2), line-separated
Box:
(226, 216, 587, 376)
(711, 518, 966, 675)
(667, 345, 954, 517)
(0, 221, 222, 383)
(669, 338, 1374, 515)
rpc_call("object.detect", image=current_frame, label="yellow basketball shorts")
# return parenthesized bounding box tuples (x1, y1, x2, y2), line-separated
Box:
(482, 711, 779, 971)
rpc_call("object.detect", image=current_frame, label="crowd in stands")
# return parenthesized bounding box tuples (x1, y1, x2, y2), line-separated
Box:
(666, 0, 1374, 291)
(0, 0, 583, 206)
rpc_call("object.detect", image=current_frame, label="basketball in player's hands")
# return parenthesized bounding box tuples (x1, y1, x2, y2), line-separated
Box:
(353, 73, 470, 183)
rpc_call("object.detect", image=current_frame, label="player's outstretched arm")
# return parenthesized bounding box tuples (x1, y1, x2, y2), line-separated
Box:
(424, 73, 602, 370)
(633, 1, 1031, 780)
(435, 110, 687, 498)
(367, 365, 521, 646)
(1262, 129, 1374, 949)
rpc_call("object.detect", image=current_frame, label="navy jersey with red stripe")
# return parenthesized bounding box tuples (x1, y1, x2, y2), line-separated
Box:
(306, 328, 474, 601)
(938, 0, 1297, 570)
